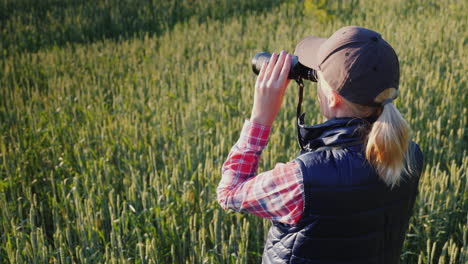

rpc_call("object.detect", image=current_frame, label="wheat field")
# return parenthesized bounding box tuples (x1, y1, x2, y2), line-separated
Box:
(0, 0, 466, 263)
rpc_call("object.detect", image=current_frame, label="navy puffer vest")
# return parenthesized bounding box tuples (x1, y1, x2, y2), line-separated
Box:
(262, 118, 423, 264)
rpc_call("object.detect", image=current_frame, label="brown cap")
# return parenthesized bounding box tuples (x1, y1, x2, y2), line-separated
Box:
(294, 26, 399, 107)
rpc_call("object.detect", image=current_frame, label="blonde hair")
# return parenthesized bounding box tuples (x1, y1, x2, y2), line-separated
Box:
(317, 72, 412, 188)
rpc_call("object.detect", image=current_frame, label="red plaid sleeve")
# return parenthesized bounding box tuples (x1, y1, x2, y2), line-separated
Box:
(217, 119, 304, 225)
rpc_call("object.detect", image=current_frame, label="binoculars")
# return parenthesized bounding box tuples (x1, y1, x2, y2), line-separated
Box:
(251, 52, 317, 82)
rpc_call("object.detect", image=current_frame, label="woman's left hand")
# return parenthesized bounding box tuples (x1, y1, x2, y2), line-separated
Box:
(250, 50, 292, 126)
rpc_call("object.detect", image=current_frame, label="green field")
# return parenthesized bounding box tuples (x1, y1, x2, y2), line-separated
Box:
(0, 0, 466, 263)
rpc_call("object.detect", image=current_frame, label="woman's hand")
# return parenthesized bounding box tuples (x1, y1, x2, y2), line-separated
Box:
(250, 50, 292, 126)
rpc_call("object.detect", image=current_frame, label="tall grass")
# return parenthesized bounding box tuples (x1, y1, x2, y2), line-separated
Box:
(0, 0, 283, 56)
(0, 0, 467, 263)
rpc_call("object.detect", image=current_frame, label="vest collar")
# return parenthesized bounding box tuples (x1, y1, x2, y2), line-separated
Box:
(297, 115, 375, 152)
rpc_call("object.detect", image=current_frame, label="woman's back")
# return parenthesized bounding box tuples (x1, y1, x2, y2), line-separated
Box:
(262, 118, 423, 263)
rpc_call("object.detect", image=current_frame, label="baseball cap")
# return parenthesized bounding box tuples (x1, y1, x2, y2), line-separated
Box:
(294, 26, 399, 107)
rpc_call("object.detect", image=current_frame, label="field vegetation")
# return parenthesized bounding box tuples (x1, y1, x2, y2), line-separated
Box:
(0, 0, 466, 263)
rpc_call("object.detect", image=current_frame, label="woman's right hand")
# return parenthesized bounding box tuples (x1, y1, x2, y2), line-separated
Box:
(250, 50, 292, 126)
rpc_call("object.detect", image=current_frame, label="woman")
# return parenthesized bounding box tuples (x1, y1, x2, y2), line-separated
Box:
(217, 26, 423, 263)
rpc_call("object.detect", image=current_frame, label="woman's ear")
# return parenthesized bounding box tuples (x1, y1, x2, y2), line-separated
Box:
(329, 90, 342, 108)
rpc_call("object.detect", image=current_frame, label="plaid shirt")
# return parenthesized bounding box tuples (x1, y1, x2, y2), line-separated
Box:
(217, 119, 304, 225)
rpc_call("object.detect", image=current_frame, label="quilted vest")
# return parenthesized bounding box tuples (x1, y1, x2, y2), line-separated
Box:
(262, 117, 423, 264)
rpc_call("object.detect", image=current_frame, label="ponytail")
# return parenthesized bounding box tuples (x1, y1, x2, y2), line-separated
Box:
(365, 88, 412, 188)
(317, 71, 412, 188)
(365, 101, 411, 187)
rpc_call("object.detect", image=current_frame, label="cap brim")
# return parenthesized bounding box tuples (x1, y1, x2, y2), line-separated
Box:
(294, 36, 327, 70)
